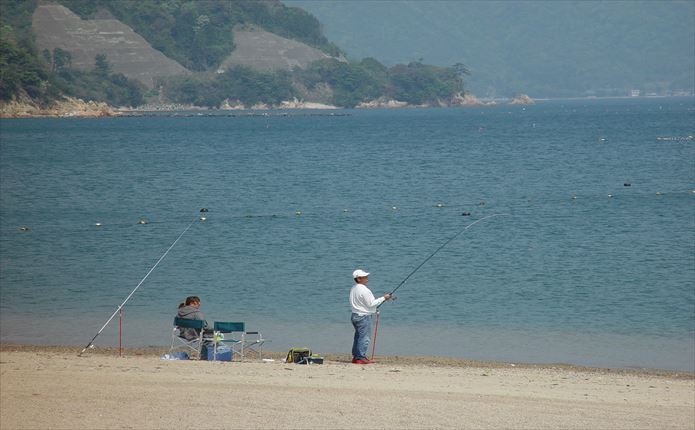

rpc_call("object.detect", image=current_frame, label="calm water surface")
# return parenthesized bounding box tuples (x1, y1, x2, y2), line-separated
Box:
(1, 97, 693, 370)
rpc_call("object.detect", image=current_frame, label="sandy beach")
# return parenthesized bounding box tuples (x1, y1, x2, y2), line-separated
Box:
(0, 344, 693, 430)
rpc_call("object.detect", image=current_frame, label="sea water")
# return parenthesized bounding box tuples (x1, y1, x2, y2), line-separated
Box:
(1, 97, 693, 370)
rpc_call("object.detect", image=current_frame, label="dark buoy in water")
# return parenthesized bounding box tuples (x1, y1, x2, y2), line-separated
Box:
(137, 218, 148, 225)
(461, 212, 471, 216)
(200, 208, 208, 221)
(624, 182, 631, 187)
(19, 226, 29, 231)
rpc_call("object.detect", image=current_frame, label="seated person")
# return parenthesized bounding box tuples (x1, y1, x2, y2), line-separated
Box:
(176, 296, 211, 340)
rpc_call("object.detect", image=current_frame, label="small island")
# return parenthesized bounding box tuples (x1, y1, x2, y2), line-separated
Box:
(509, 93, 535, 105)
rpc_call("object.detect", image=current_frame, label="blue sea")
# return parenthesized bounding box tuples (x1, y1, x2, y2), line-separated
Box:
(1, 97, 693, 371)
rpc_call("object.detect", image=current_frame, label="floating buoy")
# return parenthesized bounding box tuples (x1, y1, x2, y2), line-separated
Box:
(478, 201, 486, 206)
(95, 222, 102, 227)
(624, 183, 631, 187)
(342, 209, 349, 213)
(137, 218, 148, 225)
(200, 216, 207, 221)
(295, 210, 302, 216)
(436, 203, 444, 208)
(391, 206, 398, 210)
(461, 212, 471, 216)
(19, 226, 29, 231)
(200, 208, 209, 213)
(571, 195, 577, 200)
(607, 194, 613, 198)
(656, 192, 662, 196)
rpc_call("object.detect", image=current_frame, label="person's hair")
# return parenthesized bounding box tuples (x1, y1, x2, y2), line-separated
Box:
(185, 296, 200, 305)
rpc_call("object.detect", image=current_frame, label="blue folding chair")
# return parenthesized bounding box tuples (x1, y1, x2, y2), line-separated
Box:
(213, 321, 266, 361)
(170, 317, 207, 360)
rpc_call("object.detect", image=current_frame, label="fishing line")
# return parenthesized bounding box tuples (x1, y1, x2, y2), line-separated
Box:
(370, 213, 509, 360)
(79, 210, 207, 356)
(389, 213, 509, 296)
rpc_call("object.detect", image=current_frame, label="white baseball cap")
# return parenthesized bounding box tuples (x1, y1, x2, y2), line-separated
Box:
(352, 269, 370, 278)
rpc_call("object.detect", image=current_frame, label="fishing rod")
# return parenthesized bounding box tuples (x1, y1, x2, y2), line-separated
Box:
(371, 212, 509, 360)
(79, 209, 208, 356)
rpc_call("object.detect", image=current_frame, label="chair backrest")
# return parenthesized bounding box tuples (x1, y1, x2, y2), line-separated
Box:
(174, 317, 205, 329)
(214, 321, 245, 333)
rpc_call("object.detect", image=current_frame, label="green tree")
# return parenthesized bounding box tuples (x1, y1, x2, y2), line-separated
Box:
(0, 26, 53, 102)
(94, 53, 111, 76)
(53, 48, 72, 72)
(387, 62, 460, 104)
(453, 62, 471, 91)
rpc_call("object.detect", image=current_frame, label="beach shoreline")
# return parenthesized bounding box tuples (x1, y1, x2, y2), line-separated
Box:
(1, 343, 692, 377)
(1, 343, 693, 429)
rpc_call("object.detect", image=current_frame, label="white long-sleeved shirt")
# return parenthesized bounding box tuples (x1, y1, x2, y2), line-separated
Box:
(350, 283, 385, 315)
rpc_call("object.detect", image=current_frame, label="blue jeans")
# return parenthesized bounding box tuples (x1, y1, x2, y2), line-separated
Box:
(351, 313, 372, 360)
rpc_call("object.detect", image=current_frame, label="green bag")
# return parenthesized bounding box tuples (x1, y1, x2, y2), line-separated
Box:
(286, 347, 311, 364)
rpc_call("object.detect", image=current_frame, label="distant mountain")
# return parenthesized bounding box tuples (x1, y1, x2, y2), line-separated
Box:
(285, 0, 695, 98)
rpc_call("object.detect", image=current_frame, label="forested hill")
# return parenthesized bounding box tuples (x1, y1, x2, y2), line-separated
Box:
(53, 0, 342, 71)
(0, 0, 467, 109)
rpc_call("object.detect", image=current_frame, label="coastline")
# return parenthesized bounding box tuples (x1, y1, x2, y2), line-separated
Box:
(0, 93, 520, 118)
(3, 94, 693, 118)
(1, 344, 693, 429)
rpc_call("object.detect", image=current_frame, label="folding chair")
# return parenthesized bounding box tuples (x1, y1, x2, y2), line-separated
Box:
(170, 317, 206, 360)
(243, 328, 266, 360)
(213, 321, 266, 361)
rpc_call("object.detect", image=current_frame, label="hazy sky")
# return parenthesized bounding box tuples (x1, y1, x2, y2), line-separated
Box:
(286, 0, 695, 97)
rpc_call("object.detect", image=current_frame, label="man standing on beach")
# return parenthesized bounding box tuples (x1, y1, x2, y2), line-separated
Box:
(350, 269, 392, 364)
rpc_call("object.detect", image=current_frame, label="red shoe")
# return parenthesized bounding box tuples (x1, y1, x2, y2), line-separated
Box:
(352, 358, 373, 365)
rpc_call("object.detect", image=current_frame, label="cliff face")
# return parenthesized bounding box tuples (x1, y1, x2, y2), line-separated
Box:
(220, 28, 343, 72)
(32, 4, 189, 88)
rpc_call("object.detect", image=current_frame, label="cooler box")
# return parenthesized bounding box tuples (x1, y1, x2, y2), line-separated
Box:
(206, 344, 232, 361)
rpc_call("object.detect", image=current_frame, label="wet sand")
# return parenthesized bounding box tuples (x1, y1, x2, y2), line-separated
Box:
(1, 344, 693, 429)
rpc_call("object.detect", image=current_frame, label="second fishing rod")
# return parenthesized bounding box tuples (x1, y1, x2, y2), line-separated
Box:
(370, 213, 509, 360)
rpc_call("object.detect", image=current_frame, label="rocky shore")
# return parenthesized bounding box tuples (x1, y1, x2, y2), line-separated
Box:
(0, 97, 118, 118)
(1, 92, 536, 118)
(509, 93, 535, 105)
